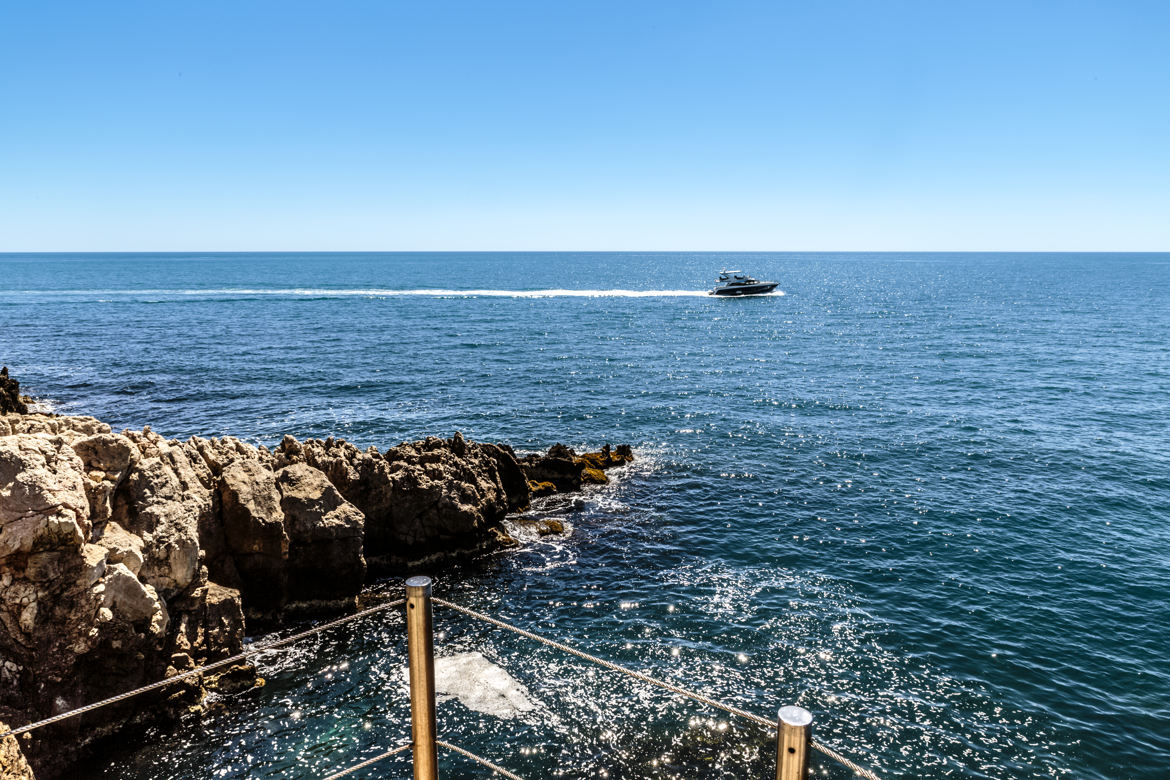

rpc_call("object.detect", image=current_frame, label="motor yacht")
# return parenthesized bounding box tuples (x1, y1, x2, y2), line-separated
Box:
(709, 270, 779, 296)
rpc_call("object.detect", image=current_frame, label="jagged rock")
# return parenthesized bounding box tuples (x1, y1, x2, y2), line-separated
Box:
(0, 719, 35, 779)
(0, 451, 171, 778)
(275, 463, 365, 612)
(381, 435, 508, 550)
(274, 433, 522, 571)
(70, 434, 135, 525)
(100, 563, 167, 638)
(519, 444, 583, 492)
(93, 521, 145, 575)
(0, 415, 110, 441)
(162, 580, 257, 706)
(479, 442, 530, 511)
(519, 443, 633, 493)
(528, 480, 557, 497)
(185, 436, 270, 484)
(1, 384, 635, 778)
(109, 431, 205, 599)
(216, 460, 287, 622)
(0, 368, 29, 416)
(166, 581, 246, 666)
(0, 436, 91, 561)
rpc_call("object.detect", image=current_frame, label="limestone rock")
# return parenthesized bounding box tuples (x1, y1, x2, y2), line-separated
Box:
(0, 719, 35, 780)
(0, 435, 91, 562)
(275, 463, 365, 612)
(274, 433, 521, 571)
(69, 434, 135, 525)
(166, 581, 247, 669)
(100, 563, 168, 638)
(216, 459, 287, 621)
(109, 431, 206, 599)
(1, 388, 634, 778)
(185, 436, 271, 485)
(0, 415, 110, 441)
(93, 521, 145, 575)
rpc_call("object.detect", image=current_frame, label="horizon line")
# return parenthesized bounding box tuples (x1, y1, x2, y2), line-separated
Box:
(1, 249, 1168, 255)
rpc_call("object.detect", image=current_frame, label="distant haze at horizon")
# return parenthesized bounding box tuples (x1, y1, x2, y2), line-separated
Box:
(1, 1, 1167, 252)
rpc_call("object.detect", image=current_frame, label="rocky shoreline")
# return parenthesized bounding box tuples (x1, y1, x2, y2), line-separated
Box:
(0, 370, 632, 778)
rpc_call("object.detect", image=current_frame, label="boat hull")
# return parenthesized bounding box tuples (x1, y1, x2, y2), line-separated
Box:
(710, 283, 778, 296)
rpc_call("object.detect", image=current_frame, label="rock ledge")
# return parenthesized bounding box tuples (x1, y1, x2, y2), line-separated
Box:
(1, 405, 631, 778)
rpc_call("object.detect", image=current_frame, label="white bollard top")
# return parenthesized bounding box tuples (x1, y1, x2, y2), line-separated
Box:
(406, 575, 432, 592)
(778, 705, 813, 727)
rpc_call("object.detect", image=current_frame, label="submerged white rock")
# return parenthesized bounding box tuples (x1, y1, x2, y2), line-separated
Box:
(433, 651, 537, 719)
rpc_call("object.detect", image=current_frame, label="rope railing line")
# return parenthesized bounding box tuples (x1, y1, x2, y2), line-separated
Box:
(432, 597, 882, 780)
(810, 740, 883, 780)
(437, 739, 525, 780)
(0, 597, 406, 741)
(321, 742, 412, 779)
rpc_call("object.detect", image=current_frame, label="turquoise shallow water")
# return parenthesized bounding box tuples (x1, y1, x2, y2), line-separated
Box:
(2, 252, 1168, 779)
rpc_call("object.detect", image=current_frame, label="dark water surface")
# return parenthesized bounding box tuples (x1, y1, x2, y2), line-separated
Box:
(2, 252, 1167, 779)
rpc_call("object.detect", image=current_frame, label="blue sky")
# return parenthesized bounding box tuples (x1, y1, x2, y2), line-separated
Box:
(1, 1, 1167, 250)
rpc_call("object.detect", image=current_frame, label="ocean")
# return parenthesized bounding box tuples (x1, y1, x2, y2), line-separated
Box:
(1, 252, 1167, 779)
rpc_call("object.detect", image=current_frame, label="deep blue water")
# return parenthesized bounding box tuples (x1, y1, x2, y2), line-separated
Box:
(2, 252, 1168, 779)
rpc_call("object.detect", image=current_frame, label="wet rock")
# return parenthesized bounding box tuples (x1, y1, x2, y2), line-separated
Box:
(537, 518, 565, 536)
(528, 480, 557, 498)
(518, 444, 583, 493)
(519, 443, 633, 493)
(581, 443, 634, 470)
(0, 368, 29, 416)
(516, 517, 565, 537)
(581, 466, 608, 485)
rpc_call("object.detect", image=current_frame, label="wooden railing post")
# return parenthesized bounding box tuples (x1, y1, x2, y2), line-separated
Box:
(406, 576, 438, 780)
(776, 705, 812, 780)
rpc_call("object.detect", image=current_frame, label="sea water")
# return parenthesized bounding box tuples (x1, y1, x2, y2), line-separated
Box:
(1, 252, 1167, 779)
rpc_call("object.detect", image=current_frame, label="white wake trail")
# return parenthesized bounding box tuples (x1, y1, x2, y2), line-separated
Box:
(9, 288, 785, 299)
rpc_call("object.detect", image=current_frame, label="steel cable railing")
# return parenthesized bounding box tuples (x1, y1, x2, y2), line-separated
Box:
(323, 740, 526, 780)
(437, 739, 526, 780)
(7, 581, 884, 780)
(0, 597, 406, 741)
(432, 597, 882, 780)
(321, 743, 412, 779)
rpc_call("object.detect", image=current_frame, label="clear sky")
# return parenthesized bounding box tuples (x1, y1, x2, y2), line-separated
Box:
(1, 1, 1167, 251)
